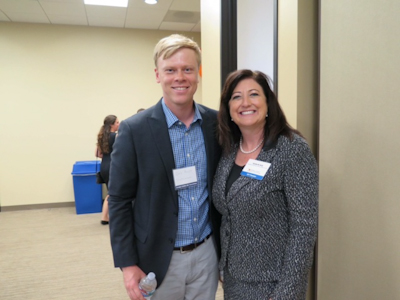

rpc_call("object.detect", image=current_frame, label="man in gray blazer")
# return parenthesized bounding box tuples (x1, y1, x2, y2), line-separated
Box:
(108, 34, 221, 300)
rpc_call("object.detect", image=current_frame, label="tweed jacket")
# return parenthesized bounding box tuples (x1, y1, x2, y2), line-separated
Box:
(212, 133, 318, 300)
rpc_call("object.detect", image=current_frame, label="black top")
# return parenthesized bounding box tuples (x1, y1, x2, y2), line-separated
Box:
(225, 163, 244, 196)
(100, 132, 116, 186)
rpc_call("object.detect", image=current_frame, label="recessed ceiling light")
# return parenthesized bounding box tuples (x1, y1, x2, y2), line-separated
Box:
(144, 0, 158, 4)
(84, 0, 128, 7)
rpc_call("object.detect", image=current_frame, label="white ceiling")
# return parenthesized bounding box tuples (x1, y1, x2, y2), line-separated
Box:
(0, 0, 201, 32)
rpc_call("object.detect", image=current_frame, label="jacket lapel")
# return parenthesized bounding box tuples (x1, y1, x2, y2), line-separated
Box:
(147, 100, 178, 209)
(198, 106, 216, 199)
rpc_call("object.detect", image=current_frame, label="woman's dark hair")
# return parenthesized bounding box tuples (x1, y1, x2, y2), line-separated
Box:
(217, 69, 301, 155)
(97, 115, 117, 154)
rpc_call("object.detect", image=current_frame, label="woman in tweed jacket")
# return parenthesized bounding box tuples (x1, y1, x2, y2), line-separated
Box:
(212, 70, 318, 300)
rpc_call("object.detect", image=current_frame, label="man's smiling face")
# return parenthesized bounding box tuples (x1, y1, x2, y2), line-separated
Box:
(155, 48, 199, 110)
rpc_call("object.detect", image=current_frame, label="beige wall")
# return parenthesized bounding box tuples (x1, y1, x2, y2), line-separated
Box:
(278, 0, 318, 153)
(0, 23, 200, 208)
(318, 0, 400, 298)
(278, 0, 298, 129)
(200, 0, 221, 110)
(297, 0, 318, 155)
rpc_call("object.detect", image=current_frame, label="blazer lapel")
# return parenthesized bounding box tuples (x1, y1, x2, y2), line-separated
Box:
(147, 100, 178, 208)
(198, 106, 217, 197)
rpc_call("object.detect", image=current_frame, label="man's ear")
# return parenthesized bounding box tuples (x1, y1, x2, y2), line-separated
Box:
(155, 68, 160, 83)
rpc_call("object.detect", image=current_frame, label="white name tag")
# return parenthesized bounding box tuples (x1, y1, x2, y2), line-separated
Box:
(241, 159, 271, 180)
(172, 166, 198, 190)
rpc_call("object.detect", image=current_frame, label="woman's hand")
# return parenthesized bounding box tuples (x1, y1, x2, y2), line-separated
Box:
(95, 147, 103, 158)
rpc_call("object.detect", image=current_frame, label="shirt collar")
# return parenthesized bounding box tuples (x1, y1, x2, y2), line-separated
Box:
(161, 98, 203, 128)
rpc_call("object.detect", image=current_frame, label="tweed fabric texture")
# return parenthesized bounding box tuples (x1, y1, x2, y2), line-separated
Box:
(223, 267, 277, 300)
(212, 134, 318, 300)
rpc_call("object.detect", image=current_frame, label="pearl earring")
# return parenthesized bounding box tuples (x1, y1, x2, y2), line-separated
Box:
(266, 113, 268, 118)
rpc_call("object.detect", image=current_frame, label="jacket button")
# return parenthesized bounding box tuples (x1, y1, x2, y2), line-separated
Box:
(168, 238, 174, 244)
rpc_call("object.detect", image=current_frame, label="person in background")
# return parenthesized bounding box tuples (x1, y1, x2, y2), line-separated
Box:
(107, 34, 221, 300)
(213, 69, 318, 299)
(96, 114, 119, 225)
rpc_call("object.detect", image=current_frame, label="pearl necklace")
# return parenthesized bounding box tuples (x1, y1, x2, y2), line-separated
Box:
(239, 136, 264, 154)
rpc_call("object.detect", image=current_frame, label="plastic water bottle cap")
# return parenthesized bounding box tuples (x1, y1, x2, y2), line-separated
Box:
(148, 272, 156, 280)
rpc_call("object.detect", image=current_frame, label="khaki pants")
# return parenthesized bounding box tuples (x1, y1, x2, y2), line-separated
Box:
(151, 236, 219, 300)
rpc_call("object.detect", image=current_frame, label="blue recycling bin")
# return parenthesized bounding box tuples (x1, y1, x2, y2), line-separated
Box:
(71, 161, 102, 214)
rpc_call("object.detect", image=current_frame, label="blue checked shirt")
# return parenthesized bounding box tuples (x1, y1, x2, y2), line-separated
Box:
(162, 99, 212, 247)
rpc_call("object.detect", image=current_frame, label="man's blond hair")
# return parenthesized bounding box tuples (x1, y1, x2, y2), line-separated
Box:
(153, 34, 201, 67)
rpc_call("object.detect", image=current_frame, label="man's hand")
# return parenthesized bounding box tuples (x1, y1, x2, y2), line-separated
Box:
(122, 265, 146, 300)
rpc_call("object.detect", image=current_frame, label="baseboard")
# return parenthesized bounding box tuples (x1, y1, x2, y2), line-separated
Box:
(0, 202, 75, 212)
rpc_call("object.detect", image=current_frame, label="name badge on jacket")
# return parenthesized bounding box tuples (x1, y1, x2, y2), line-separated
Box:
(241, 159, 271, 180)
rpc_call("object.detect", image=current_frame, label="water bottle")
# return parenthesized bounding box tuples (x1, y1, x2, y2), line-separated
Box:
(139, 272, 157, 298)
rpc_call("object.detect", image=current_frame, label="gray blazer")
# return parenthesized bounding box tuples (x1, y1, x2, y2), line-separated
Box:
(212, 134, 318, 299)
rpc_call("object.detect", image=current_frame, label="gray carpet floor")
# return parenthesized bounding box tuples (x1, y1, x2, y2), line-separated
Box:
(0, 207, 223, 300)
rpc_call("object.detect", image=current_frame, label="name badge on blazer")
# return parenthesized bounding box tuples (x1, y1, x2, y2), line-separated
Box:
(173, 166, 198, 190)
(241, 159, 271, 180)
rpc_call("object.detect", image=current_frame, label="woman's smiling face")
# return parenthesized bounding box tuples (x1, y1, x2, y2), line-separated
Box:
(229, 78, 268, 131)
